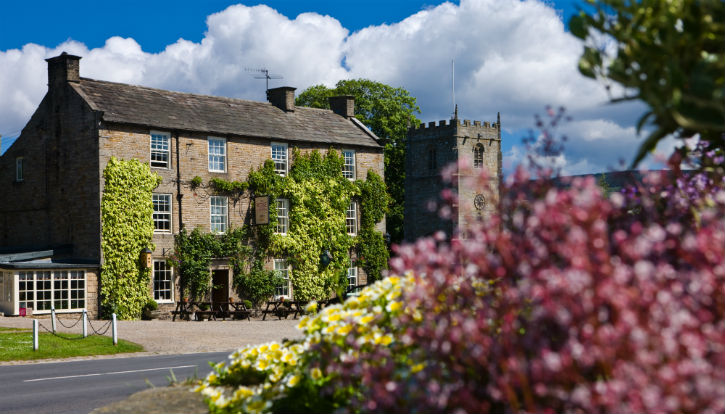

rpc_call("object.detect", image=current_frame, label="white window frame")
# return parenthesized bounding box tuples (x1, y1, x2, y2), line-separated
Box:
(208, 137, 227, 172)
(271, 142, 288, 176)
(346, 201, 357, 236)
(342, 150, 356, 180)
(153, 260, 174, 303)
(153, 193, 172, 233)
(210, 196, 228, 234)
(276, 198, 289, 235)
(17, 270, 86, 313)
(150, 131, 171, 169)
(15, 157, 23, 182)
(274, 259, 291, 298)
(347, 266, 357, 289)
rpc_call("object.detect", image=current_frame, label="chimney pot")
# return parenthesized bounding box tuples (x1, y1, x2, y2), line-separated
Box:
(329, 95, 355, 118)
(267, 87, 296, 112)
(45, 52, 81, 88)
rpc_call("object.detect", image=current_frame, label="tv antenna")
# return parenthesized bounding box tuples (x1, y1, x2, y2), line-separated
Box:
(246, 68, 283, 92)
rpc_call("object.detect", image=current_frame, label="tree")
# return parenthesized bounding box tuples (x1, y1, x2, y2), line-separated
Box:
(296, 79, 421, 244)
(570, 0, 724, 166)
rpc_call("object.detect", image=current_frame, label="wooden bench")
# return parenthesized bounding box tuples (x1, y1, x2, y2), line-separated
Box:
(194, 310, 216, 321)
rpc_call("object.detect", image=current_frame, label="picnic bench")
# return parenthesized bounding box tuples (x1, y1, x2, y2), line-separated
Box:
(262, 300, 304, 320)
(172, 300, 251, 321)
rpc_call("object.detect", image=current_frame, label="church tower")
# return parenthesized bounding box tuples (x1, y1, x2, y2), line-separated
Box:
(404, 108, 502, 241)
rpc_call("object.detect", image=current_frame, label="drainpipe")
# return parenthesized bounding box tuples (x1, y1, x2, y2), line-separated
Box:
(175, 132, 184, 230)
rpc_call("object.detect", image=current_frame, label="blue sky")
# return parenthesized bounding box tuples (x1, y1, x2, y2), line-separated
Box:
(0, 0, 657, 174)
(0, 1, 581, 52)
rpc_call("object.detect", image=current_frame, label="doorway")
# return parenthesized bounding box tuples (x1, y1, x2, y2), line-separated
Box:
(211, 269, 229, 304)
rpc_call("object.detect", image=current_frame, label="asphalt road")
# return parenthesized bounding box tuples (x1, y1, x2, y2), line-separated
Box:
(0, 352, 229, 414)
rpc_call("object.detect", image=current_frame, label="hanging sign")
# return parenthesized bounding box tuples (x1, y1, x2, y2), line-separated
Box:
(255, 196, 270, 225)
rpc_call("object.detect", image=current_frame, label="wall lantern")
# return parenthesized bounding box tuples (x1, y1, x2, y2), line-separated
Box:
(140, 247, 153, 269)
(320, 249, 333, 268)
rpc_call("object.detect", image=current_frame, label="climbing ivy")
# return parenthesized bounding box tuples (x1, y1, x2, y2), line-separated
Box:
(172, 149, 389, 304)
(169, 227, 246, 300)
(248, 149, 389, 301)
(100, 157, 161, 319)
(355, 170, 390, 282)
(208, 177, 249, 200)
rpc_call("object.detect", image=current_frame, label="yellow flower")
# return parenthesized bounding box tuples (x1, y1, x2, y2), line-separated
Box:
(337, 324, 352, 335)
(305, 301, 318, 313)
(255, 359, 269, 370)
(234, 386, 254, 399)
(245, 399, 271, 414)
(411, 362, 425, 373)
(386, 301, 402, 313)
(360, 314, 375, 324)
(311, 367, 322, 380)
(287, 374, 302, 387)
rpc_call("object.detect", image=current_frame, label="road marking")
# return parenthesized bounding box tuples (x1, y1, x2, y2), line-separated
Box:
(24, 365, 197, 382)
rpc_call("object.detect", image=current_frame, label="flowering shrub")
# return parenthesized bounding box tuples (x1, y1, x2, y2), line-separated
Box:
(197, 274, 418, 413)
(198, 145, 724, 413)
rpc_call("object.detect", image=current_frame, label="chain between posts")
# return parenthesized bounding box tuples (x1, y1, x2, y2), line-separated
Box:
(36, 315, 113, 340)
(54, 312, 84, 329)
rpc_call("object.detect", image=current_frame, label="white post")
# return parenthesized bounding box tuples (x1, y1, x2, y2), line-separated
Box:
(51, 308, 57, 333)
(33, 319, 39, 351)
(82, 309, 88, 338)
(112, 313, 118, 346)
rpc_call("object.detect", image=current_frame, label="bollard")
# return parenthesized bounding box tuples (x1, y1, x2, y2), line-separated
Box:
(112, 313, 118, 346)
(33, 319, 39, 351)
(82, 309, 88, 338)
(51, 308, 56, 333)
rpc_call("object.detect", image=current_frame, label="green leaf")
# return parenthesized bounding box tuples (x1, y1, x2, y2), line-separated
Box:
(569, 14, 588, 39)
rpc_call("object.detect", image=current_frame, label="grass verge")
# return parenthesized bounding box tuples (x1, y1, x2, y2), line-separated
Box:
(0, 328, 144, 361)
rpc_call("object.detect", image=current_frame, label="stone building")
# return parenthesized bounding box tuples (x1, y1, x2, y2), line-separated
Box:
(0, 53, 384, 318)
(404, 109, 501, 241)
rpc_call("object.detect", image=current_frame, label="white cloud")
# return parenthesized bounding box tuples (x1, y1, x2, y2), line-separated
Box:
(0, 0, 655, 174)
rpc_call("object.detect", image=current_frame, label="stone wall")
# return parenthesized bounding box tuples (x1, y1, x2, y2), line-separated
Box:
(99, 124, 384, 302)
(405, 117, 501, 242)
(0, 80, 101, 261)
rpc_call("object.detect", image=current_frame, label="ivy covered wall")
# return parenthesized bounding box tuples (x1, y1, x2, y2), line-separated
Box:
(100, 157, 161, 319)
(173, 149, 389, 303)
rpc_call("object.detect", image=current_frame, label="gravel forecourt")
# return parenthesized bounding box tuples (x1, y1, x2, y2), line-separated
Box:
(0, 316, 303, 365)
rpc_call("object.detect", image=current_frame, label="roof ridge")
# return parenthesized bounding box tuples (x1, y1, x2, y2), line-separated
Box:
(79, 77, 274, 106)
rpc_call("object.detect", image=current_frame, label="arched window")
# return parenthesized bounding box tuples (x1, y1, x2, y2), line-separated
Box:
(473, 144, 484, 168)
(428, 147, 437, 171)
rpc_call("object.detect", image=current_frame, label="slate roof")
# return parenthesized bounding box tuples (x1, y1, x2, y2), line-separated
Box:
(71, 78, 382, 149)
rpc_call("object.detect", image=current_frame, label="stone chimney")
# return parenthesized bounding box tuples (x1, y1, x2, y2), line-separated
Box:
(45, 52, 81, 89)
(329, 95, 355, 118)
(267, 87, 296, 112)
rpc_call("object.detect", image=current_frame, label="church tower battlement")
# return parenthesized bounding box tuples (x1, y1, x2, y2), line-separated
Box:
(404, 110, 502, 241)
